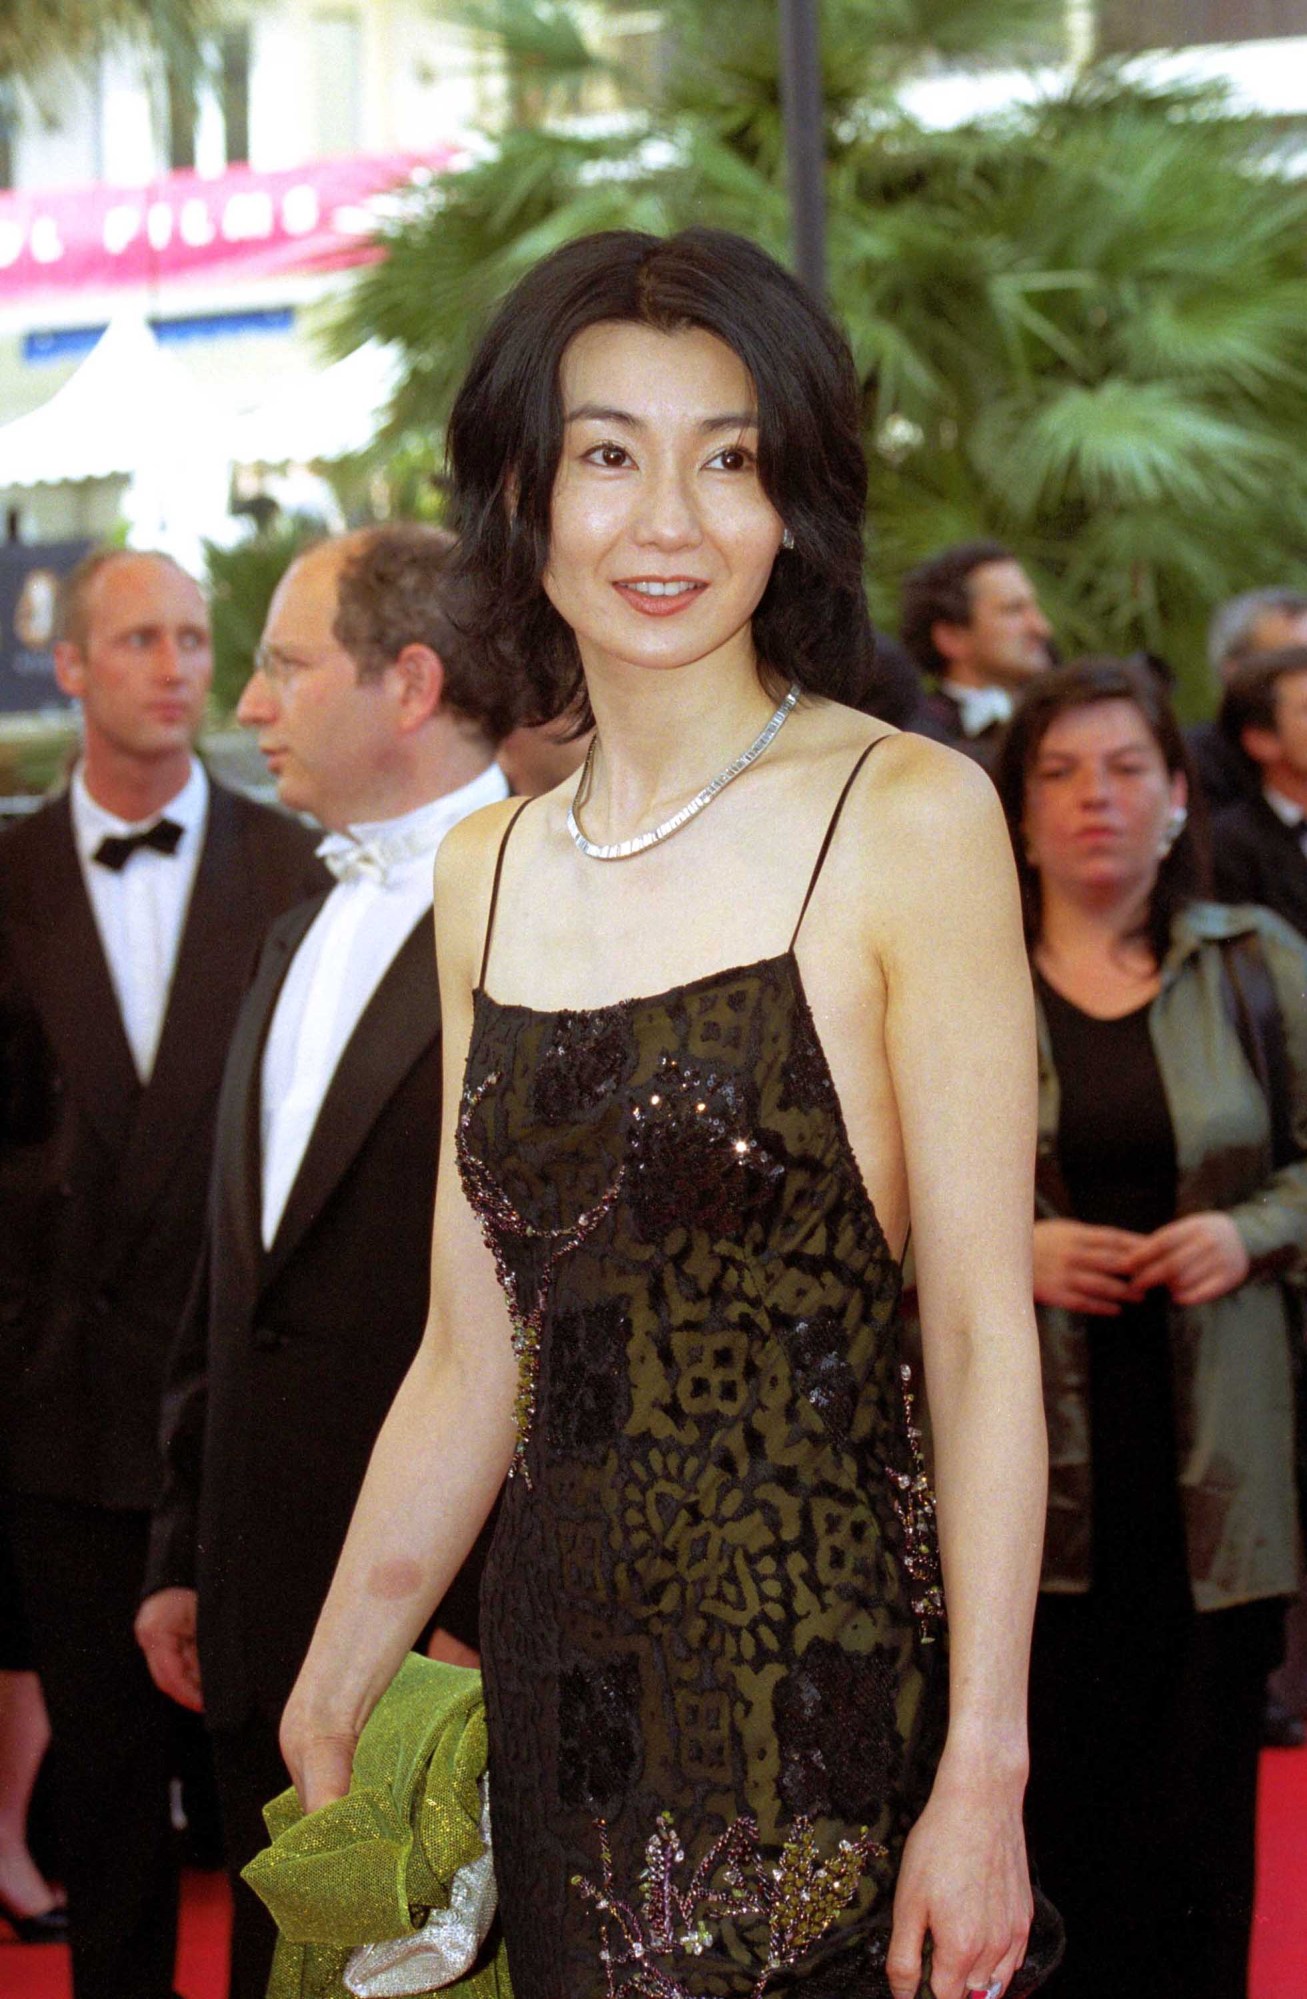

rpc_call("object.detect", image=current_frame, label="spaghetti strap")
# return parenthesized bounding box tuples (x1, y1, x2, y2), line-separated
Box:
(789, 736, 890, 951)
(478, 797, 533, 991)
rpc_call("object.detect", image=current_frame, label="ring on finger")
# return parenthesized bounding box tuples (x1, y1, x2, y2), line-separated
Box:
(966, 1982, 1003, 1999)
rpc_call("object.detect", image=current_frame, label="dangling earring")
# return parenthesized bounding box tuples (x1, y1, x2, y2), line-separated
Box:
(781, 527, 795, 551)
(1159, 804, 1188, 857)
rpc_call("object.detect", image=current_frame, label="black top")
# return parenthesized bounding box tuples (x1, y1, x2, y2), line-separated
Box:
(1038, 976, 1189, 1610)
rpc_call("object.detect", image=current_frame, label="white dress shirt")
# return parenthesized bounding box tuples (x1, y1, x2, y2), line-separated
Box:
(259, 763, 510, 1250)
(936, 679, 1014, 738)
(1263, 784, 1307, 857)
(71, 758, 209, 1084)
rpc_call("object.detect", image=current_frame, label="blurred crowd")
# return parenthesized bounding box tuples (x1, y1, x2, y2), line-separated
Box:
(1, 530, 1305, 1999)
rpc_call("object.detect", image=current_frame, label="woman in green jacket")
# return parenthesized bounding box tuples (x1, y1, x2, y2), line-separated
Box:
(994, 658, 1305, 1999)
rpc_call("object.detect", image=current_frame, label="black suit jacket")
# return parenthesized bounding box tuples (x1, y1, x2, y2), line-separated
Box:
(0, 785, 325, 1511)
(918, 685, 1002, 770)
(1187, 720, 1259, 816)
(1212, 792, 1307, 940)
(146, 895, 485, 1730)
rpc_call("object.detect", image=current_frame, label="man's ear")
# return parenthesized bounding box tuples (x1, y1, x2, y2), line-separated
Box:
(52, 641, 86, 702)
(1240, 723, 1279, 772)
(390, 643, 445, 731)
(930, 618, 969, 670)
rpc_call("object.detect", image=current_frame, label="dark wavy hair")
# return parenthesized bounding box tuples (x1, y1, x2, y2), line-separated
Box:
(445, 227, 875, 728)
(1220, 644, 1307, 743)
(332, 523, 516, 741)
(994, 657, 1209, 966)
(899, 539, 1014, 678)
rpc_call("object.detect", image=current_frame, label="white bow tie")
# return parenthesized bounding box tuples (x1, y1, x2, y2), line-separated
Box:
(316, 817, 451, 888)
(954, 684, 1014, 737)
(317, 834, 399, 887)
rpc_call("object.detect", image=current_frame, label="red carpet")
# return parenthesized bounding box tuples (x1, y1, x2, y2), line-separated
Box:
(4, 1755, 1307, 1998)
(1250, 1748, 1307, 1998)
(0, 1869, 229, 1998)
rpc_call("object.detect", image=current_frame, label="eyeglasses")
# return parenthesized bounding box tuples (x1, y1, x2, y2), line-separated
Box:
(252, 645, 326, 689)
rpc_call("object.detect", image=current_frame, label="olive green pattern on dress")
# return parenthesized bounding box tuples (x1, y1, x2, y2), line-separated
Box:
(458, 956, 949, 1997)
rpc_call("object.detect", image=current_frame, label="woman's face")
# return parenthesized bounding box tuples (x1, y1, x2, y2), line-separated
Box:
(1022, 698, 1186, 904)
(542, 320, 786, 681)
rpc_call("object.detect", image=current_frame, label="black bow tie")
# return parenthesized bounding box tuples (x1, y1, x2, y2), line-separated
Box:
(93, 818, 184, 872)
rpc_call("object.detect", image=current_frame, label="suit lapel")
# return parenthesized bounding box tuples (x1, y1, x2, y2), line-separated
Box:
(4, 796, 139, 1152)
(100, 789, 262, 1255)
(261, 915, 441, 1291)
(212, 892, 327, 1294)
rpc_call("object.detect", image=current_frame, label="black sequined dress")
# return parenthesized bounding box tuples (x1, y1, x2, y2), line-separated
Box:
(457, 750, 1054, 1999)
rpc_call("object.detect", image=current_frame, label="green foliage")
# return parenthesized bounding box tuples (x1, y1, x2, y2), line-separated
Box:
(0, 0, 218, 82)
(336, 0, 1307, 706)
(204, 519, 326, 718)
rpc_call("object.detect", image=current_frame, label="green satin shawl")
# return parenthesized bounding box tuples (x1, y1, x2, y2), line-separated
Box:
(242, 1654, 512, 1999)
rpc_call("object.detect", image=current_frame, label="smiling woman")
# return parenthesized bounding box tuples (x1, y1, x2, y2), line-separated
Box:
(277, 228, 1063, 1999)
(446, 228, 875, 731)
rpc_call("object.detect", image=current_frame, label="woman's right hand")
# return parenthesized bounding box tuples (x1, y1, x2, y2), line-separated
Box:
(1032, 1218, 1148, 1315)
(280, 1686, 360, 1814)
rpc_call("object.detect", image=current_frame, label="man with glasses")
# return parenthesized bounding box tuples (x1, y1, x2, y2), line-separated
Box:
(136, 525, 515, 1999)
(0, 547, 322, 1999)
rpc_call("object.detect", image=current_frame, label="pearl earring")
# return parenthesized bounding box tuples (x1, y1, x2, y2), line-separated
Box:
(781, 528, 795, 551)
(1159, 804, 1188, 857)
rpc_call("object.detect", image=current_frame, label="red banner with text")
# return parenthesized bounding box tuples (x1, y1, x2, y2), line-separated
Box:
(0, 151, 461, 301)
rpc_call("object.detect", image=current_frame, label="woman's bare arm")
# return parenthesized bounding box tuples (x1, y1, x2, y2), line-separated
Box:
(280, 810, 522, 1810)
(862, 742, 1046, 1999)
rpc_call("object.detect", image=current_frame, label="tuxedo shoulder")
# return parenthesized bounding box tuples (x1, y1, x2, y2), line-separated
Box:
(214, 784, 327, 894)
(1211, 794, 1267, 833)
(0, 792, 69, 862)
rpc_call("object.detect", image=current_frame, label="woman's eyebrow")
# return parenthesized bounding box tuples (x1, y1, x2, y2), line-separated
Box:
(564, 404, 758, 430)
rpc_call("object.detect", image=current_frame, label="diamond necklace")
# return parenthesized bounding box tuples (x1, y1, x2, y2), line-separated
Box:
(567, 682, 800, 862)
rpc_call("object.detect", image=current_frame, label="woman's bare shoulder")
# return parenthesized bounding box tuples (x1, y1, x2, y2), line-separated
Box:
(800, 701, 999, 831)
(798, 707, 1016, 932)
(436, 795, 528, 893)
(433, 796, 535, 969)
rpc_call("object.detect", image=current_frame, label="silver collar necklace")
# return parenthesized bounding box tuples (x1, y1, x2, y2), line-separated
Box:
(567, 682, 800, 862)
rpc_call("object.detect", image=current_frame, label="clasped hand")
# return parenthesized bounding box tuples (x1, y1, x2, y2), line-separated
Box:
(1032, 1211, 1250, 1315)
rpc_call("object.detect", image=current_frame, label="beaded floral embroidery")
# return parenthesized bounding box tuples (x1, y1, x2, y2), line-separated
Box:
(457, 1070, 624, 1483)
(573, 1810, 886, 1999)
(886, 1362, 945, 1639)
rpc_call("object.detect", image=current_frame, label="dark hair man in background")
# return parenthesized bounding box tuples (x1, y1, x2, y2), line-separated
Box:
(0, 548, 323, 1999)
(1188, 589, 1307, 814)
(899, 539, 1054, 769)
(136, 525, 514, 1999)
(1213, 647, 1307, 938)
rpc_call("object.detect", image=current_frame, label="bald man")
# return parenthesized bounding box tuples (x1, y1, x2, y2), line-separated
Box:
(0, 548, 323, 1998)
(138, 527, 512, 1999)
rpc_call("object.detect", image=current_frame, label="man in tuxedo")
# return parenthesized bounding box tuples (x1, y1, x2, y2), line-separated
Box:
(1188, 589, 1307, 815)
(136, 524, 515, 1999)
(1212, 646, 1307, 937)
(1211, 641, 1307, 1755)
(0, 548, 324, 1999)
(899, 540, 1054, 770)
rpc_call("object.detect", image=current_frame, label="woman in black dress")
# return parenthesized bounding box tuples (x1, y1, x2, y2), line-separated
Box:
(994, 659, 1305, 1999)
(282, 229, 1057, 1999)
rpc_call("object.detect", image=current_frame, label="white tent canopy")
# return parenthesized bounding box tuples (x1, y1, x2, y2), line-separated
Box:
(0, 315, 233, 572)
(228, 342, 400, 466)
(0, 315, 225, 486)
